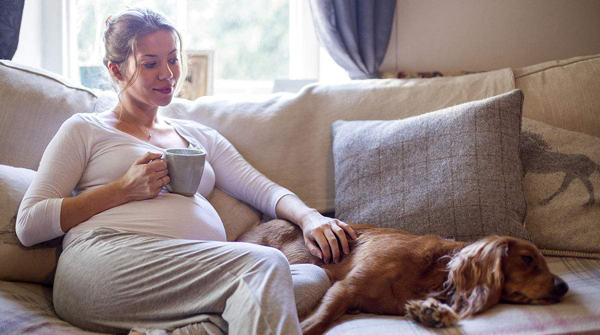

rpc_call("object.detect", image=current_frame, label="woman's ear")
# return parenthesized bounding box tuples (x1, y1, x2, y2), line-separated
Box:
(444, 236, 508, 318)
(107, 61, 124, 82)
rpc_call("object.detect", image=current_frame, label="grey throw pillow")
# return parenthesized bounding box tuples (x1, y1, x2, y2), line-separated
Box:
(332, 89, 530, 241)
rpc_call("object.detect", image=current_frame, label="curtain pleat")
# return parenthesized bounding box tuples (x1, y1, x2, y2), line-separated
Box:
(309, 0, 396, 79)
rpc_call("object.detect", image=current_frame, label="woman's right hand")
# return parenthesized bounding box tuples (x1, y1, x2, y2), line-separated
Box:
(116, 152, 169, 201)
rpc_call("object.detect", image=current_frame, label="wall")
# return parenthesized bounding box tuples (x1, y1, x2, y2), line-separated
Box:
(380, 0, 600, 72)
(13, 0, 600, 77)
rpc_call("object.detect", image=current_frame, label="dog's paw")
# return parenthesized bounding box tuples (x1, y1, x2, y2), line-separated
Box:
(404, 298, 459, 328)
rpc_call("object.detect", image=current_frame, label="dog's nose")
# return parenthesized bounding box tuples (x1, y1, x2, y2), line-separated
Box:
(554, 277, 569, 297)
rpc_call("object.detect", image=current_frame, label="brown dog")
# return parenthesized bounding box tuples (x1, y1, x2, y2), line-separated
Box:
(237, 220, 569, 335)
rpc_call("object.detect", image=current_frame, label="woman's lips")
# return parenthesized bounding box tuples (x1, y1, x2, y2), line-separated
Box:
(154, 86, 173, 94)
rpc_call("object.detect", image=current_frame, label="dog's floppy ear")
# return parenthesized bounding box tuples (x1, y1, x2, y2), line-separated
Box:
(440, 236, 508, 318)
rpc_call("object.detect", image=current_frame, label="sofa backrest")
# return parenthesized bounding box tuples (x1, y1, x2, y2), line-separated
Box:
(1, 59, 516, 213)
(162, 69, 516, 212)
(0, 60, 116, 170)
(515, 54, 600, 139)
(3, 54, 598, 213)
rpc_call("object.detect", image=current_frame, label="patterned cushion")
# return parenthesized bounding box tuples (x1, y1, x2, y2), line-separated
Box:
(521, 118, 600, 258)
(332, 90, 530, 241)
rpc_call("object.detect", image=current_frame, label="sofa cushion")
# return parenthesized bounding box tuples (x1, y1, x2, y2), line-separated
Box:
(162, 69, 516, 213)
(521, 118, 600, 258)
(0, 60, 117, 171)
(0, 165, 61, 285)
(0, 164, 262, 285)
(514, 54, 600, 139)
(206, 188, 262, 241)
(332, 90, 530, 241)
(0, 281, 108, 335)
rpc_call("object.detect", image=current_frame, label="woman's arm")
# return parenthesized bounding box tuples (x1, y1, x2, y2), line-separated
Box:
(275, 194, 356, 264)
(205, 129, 292, 219)
(17, 116, 90, 246)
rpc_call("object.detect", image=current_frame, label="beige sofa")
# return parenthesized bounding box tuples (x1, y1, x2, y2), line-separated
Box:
(1, 54, 600, 334)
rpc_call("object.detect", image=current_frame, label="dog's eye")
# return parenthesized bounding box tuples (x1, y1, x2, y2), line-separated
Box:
(521, 255, 534, 264)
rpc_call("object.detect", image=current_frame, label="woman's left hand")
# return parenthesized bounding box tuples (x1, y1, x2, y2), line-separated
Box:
(299, 211, 357, 264)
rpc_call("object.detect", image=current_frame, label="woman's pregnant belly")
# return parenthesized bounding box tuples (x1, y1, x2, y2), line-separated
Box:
(63, 190, 226, 248)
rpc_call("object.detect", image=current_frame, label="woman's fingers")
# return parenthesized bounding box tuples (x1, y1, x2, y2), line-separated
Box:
(154, 175, 169, 190)
(135, 151, 162, 165)
(298, 212, 358, 265)
(338, 221, 358, 240)
(121, 152, 170, 200)
(149, 158, 168, 172)
(331, 222, 350, 255)
(308, 225, 342, 264)
(324, 228, 341, 264)
(155, 166, 169, 178)
(312, 230, 333, 264)
(304, 237, 323, 261)
(152, 179, 165, 191)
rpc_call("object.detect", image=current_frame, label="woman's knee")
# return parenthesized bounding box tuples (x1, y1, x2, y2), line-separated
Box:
(289, 264, 331, 317)
(235, 242, 289, 267)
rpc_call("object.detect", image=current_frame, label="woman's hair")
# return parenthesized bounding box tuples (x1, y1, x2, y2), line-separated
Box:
(103, 7, 186, 95)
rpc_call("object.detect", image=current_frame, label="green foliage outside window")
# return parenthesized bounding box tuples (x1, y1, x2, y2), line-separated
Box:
(76, 0, 289, 82)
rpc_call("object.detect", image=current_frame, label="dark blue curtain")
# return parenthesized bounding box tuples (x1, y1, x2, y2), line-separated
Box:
(309, 0, 396, 79)
(0, 0, 25, 60)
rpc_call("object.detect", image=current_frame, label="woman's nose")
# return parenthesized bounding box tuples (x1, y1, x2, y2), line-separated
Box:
(158, 62, 173, 81)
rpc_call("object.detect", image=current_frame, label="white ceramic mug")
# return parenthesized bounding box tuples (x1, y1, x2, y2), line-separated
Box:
(163, 148, 206, 196)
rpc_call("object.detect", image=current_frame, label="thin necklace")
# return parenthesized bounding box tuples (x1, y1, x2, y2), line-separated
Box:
(116, 109, 157, 140)
(140, 125, 157, 139)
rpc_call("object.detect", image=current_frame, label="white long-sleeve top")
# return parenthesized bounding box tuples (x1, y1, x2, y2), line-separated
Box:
(17, 113, 293, 249)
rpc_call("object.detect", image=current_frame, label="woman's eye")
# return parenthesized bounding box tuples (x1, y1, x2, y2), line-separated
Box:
(144, 63, 156, 69)
(521, 255, 534, 264)
(169, 58, 179, 64)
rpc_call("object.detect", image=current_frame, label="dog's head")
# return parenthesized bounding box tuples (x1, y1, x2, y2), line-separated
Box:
(442, 236, 568, 318)
(500, 237, 569, 305)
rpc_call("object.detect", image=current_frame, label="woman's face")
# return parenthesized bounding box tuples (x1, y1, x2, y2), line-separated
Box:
(120, 29, 181, 110)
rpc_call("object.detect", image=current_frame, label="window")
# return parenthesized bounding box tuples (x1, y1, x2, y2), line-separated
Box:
(74, 0, 348, 95)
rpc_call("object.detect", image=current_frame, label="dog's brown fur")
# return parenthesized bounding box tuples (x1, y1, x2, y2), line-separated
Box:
(237, 220, 568, 334)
